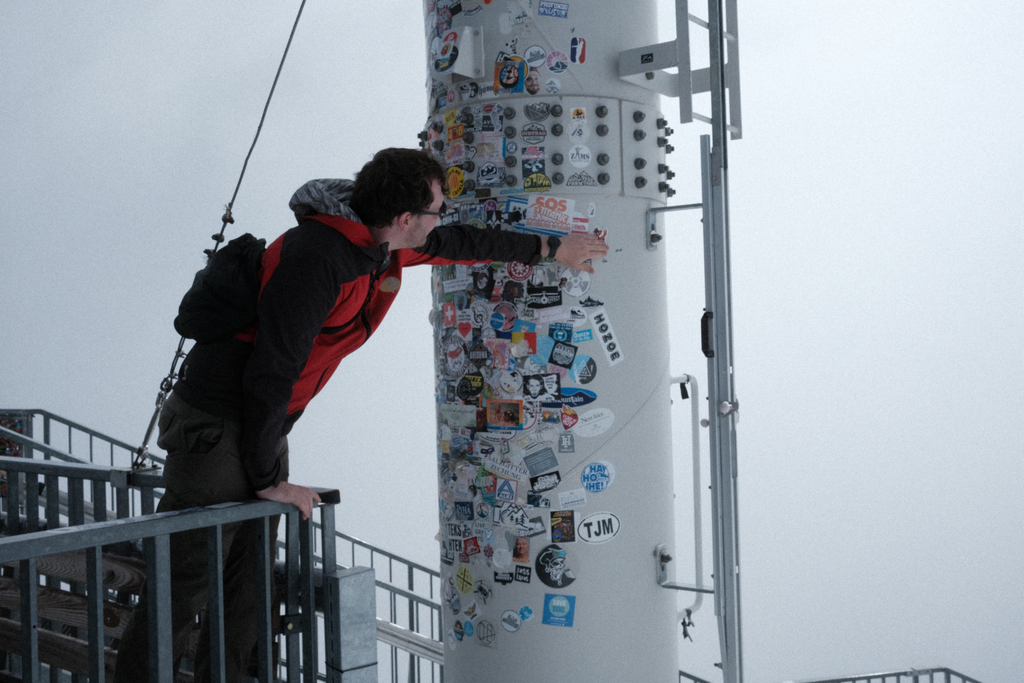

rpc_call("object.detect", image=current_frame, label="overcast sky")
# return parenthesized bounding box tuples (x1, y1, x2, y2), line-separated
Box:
(2, 2, 1021, 682)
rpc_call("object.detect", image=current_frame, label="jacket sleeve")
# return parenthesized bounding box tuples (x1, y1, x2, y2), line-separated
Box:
(240, 225, 349, 490)
(403, 224, 544, 267)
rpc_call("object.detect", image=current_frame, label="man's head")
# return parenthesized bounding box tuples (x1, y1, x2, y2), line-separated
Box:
(525, 67, 540, 95)
(350, 148, 447, 229)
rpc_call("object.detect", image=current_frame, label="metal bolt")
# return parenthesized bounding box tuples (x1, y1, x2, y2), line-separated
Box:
(657, 137, 668, 147)
(463, 179, 476, 192)
(633, 111, 646, 123)
(460, 113, 474, 126)
(552, 172, 564, 184)
(503, 107, 516, 119)
(634, 158, 647, 170)
(551, 104, 563, 117)
(597, 124, 609, 136)
(665, 144, 675, 154)
(504, 156, 517, 167)
(462, 160, 475, 172)
(597, 153, 610, 166)
(635, 177, 647, 189)
(551, 123, 564, 136)
(505, 175, 518, 186)
(462, 131, 474, 144)
(504, 125, 516, 138)
(634, 130, 646, 141)
(598, 172, 610, 185)
(431, 121, 444, 133)
(656, 117, 667, 129)
(551, 153, 564, 165)
(595, 105, 608, 117)
(431, 140, 444, 151)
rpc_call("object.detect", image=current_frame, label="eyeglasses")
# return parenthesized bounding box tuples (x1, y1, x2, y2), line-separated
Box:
(418, 201, 448, 217)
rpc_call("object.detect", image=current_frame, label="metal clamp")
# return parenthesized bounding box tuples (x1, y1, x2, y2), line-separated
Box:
(644, 202, 702, 250)
(655, 544, 713, 594)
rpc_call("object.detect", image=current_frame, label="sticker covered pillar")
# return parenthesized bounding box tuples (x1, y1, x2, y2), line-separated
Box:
(425, 1, 678, 680)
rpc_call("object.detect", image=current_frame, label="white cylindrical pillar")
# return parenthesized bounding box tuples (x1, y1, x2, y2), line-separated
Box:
(425, 1, 678, 680)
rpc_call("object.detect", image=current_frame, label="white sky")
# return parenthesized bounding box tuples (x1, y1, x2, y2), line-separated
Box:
(2, 2, 1022, 682)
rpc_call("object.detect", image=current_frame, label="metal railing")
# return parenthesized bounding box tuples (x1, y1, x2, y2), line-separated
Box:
(787, 668, 985, 683)
(0, 453, 355, 682)
(2, 409, 443, 682)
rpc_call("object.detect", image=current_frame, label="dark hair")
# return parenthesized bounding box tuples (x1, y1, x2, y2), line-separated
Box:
(350, 148, 447, 228)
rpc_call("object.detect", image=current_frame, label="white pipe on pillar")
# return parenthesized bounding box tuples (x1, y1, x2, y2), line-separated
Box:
(425, 1, 680, 680)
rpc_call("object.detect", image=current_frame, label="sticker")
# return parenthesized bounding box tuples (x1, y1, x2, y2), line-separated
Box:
(523, 102, 551, 122)
(577, 512, 620, 544)
(524, 45, 547, 67)
(490, 301, 518, 331)
(567, 120, 590, 143)
(525, 195, 575, 236)
(494, 571, 514, 585)
(521, 122, 547, 144)
(447, 166, 466, 197)
(478, 620, 496, 645)
(548, 341, 578, 368)
(524, 173, 552, 193)
(581, 459, 616, 493)
(535, 544, 576, 588)
(545, 77, 562, 94)
(441, 332, 470, 379)
(501, 610, 522, 632)
(571, 329, 593, 343)
(558, 387, 596, 408)
(507, 261, 533, 282)
(464, 621, 475, 638)
(494, 55, 527, 94)
(525, 67, 542, 95)
(559, 406, 578, 430)
(559, 269, 591, 297)
(589, 308, 623, 366)
(568, 145, 592, 168)
(550, 510, 575, 542)
(539, 1, 569, 19)
(546, 50, 569, 73)
(569, 355, 597, 384)
(493, 547, 513, 569)
(570, 37, 586, 63)
(513, 536, 531, 563)
(542, 594, 576, 627)
(557, 432, 575, 453)
(531, 471, 561, 493)
(495, 477, 518, 502)
(523, 446, 559, 475)
(548, 322, 573, 343)
(379, 276, 401, 293)
(566, 171, 598, 187)
(519, 605, 534, 621)
(514, 566, 532, 583)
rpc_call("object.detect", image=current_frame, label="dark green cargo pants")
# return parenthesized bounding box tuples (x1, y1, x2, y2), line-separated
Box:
(114, 392, 288, 683)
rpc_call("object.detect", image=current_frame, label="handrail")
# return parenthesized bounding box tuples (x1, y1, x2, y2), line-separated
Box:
(786, 667, 985, 683)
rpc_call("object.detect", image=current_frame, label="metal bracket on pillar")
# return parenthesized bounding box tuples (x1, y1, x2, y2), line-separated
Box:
(617, 0, 743, 138)
(655, 544, 714, 594)
(644, 202, 702, 250)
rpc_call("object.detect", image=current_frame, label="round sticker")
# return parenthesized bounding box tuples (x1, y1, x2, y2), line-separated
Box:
(546, 51, 569, 73)
(447, 166, 465, 197)
(568, 145, 592, 168)
(456, 566, 474, 594)
(581, 459, 616, 493)
(524, 45, 547, 67)
(545, 77, 562, 94)
(441, 332, 469, 379)
(534, 544, 576, 588)
(567, 120, 590, 144)
(507, 261, 533, 282)
(501, 610, 521, 632)
(559, 268, 591, 297)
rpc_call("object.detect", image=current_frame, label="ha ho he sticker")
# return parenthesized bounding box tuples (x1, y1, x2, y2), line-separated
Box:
(580, 460, 616, 493)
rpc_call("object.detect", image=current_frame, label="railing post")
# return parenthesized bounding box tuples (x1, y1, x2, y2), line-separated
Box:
(323, 566, 377, 683)
(206, 524, 227, 683)
(86, 545, 105, 683)
(20, 557, 39, 683)
(300, 513, 318, 683)
(255, 516, 275, 682)
(145, 533, 174, 682)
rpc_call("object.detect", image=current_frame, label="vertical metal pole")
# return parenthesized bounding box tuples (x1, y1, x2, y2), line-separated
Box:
(286, 512, 301, 681)
(86, 545, 105, 683)
(299, 513, 317, 683)
(207, 524, 227, 683)
(255, 516, 275, 682)
(25, 472, 39, 532)
(703, 0, 743, 680)
(146, 533, 174, 683)
(20, 557, 39, 683)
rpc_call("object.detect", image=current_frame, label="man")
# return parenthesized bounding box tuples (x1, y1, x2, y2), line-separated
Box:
(115, 148, 607, 682)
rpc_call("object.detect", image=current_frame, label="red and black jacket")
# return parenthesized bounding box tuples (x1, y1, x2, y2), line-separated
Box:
(174, 215, 543, 490)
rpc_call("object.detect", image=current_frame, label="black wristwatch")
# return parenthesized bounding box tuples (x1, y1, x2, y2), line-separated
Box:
(547, 236, 561, 259)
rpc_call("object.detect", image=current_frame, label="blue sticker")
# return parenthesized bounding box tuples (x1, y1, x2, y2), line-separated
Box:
(559, 387, 597, 408)
(542, 594, 576, 627)
(581, 460, 615, 493)
(538, 1, 569, 19)
(520, 605, 534, 621)
(572, 329, 593, 344)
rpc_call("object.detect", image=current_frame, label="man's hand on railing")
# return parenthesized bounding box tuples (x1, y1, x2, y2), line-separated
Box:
(256, 481, 322, 520)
